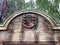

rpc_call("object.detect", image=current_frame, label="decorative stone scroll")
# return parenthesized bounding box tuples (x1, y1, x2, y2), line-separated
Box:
(22, 14, 38, 29)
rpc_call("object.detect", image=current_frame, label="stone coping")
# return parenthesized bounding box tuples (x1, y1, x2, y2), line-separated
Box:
(3, 41, 56, 45)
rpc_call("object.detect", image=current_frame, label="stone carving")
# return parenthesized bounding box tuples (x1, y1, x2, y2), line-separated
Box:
(22, 14, 38, 42)
(22, 14, 38, 29)
(1, 12, 55, 45)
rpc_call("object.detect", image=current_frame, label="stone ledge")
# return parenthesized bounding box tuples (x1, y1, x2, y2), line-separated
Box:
(3, 41, 56, 45)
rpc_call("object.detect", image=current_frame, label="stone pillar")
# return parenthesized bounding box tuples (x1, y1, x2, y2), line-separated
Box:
(37, 17, 54, 42)
(54, 31, 60, 45)
(11, 30, 21, 41)
(37, 17, 47, 41)
(11, 17, 22, 42)
(0, 41, 3, 45)
(37, 21, 49, 41)
(23, 29, 35, 43)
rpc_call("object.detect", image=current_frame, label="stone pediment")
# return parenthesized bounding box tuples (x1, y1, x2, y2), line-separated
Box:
(0, 10, 59, 45)
(0, 10, 56, 30)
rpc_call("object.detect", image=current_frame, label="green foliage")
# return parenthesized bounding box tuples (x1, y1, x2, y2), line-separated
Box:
(15, 0, 60, 23)
(36, 0, 60, 23)
(0, 0, 60, 24)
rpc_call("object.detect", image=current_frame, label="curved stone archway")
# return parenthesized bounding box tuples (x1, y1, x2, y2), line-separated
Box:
(0, 11, 57, 45)
(0, 10, 56, 30)
(4, 11, 55, 44)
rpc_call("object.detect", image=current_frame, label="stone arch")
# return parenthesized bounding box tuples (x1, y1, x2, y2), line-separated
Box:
(5, 10, 56, 42)
(1, 10, 56, 30)
(0, 10, 57, 45)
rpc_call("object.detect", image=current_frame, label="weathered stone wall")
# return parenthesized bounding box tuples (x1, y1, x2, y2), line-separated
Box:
(1, 13, 55, 44)
(0, 12, 59, 45)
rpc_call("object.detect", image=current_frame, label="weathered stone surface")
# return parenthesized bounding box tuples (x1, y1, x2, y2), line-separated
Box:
(0, 12, 58, 45)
